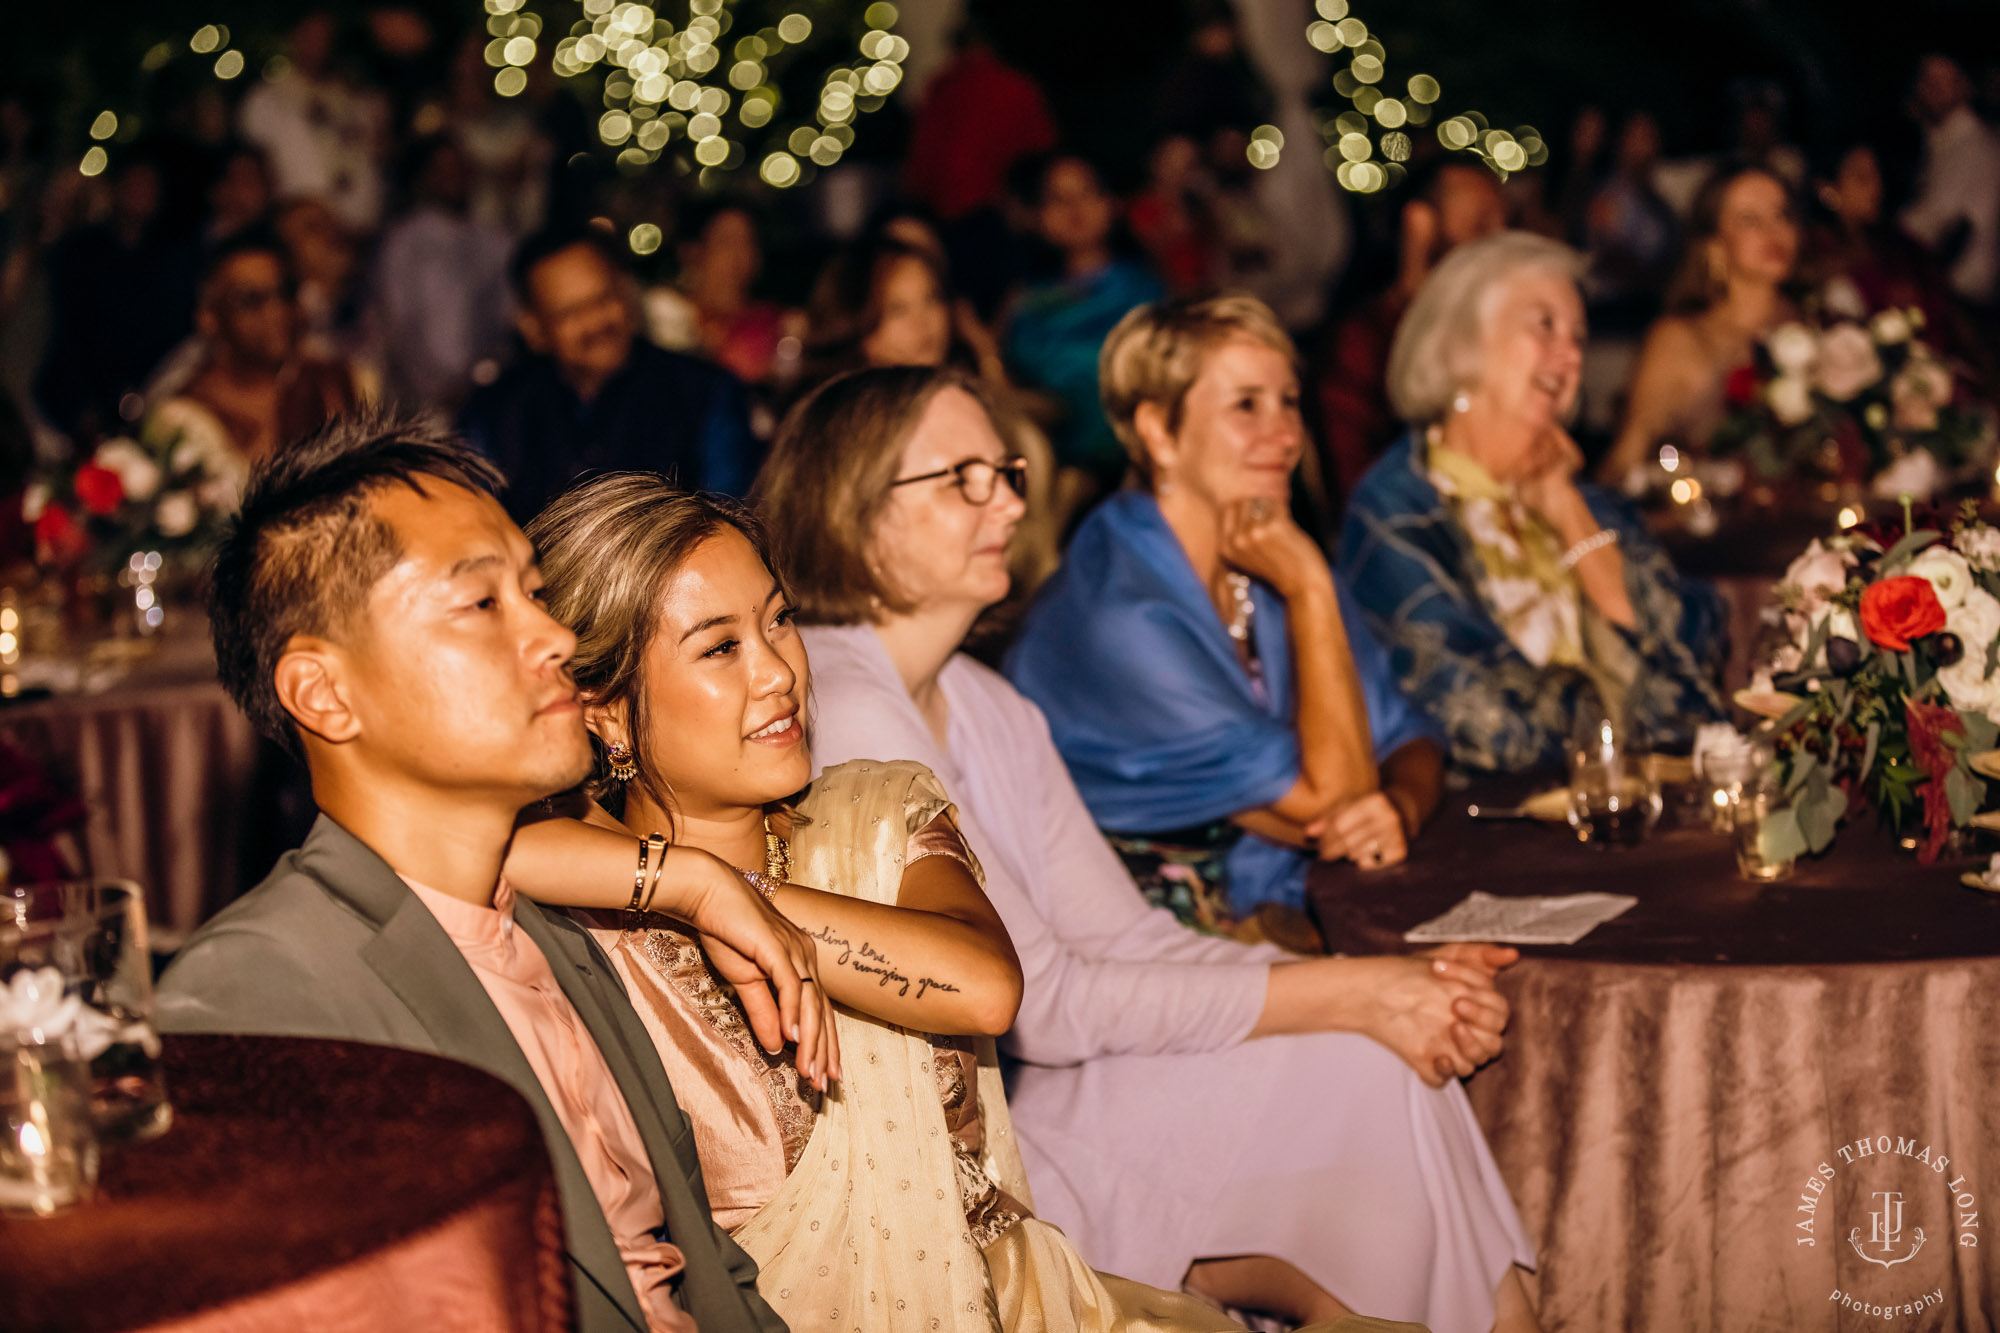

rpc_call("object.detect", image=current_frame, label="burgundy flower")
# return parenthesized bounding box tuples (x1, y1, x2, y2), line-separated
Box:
(72, 464, 125, 517)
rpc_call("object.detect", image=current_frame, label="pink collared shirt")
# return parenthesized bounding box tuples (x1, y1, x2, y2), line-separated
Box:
(404, 874, 698, 1333)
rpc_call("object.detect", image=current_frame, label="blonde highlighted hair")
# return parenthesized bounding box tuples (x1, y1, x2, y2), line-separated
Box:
(1098, 293, 1297, 481)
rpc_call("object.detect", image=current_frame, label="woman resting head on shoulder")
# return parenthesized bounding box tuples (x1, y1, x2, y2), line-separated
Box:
(1004, 293, 1446, 938)
(501, 474, 1285, 1332)
(1338, 231, 1728, 774)
(1600, 161, 1801, 482)
(756, 363, 1538, 1333)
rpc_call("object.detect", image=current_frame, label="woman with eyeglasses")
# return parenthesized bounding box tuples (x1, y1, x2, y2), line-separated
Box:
(758, 364, 1536, 1333)
(1006, 295, 1445, 943)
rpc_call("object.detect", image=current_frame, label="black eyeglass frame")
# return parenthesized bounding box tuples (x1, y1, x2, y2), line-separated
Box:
(887, 454, 1030, 504)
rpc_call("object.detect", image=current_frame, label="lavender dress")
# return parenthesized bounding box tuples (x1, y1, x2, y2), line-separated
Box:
(800, 625, 1533, 1333)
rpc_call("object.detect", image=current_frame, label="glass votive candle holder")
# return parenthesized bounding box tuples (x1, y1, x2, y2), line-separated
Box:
(0, 1030, 100, 1216)
(1731, 776, 1797, 883)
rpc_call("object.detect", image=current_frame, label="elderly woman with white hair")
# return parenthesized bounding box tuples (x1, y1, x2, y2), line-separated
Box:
(1338, 231, 1729, 773)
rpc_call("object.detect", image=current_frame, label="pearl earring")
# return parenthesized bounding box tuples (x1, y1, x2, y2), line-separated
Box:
(1451, 391, 1472, 415)
(607, 741, 637, 784)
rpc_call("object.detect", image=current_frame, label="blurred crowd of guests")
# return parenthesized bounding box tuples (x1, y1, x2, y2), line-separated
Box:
(2, 7, 1997, 565)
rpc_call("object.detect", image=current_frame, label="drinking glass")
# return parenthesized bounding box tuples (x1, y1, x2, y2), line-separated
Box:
(0, 1028, 99, 1215)
(1731, 765, 1798, 882)
(1, 880, 171, 1144)
(1567, 698, 1662, 849)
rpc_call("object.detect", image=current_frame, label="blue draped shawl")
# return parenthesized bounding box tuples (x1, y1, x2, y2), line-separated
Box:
(1004, 491, 1438, 911)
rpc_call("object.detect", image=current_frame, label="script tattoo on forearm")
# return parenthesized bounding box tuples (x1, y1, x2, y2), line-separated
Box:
(805, 923, 962, 1001)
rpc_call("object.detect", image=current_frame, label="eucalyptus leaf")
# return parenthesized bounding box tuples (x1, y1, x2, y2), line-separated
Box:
(1797, 780, 1847, 852)
(1861, 719, 1881, 779)
(1802, 615, 1830, 673)
(1878, 528, 1943, 572)
(1785, 750, 1819, 796)
(1760, 805, 1809, 863)
(1945, 765, 1985, 825)
(1965, 713, 1999, 753)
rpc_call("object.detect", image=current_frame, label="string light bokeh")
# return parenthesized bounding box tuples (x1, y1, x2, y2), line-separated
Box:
(1244, 0, 1548, 193)
(78, 24, 260, 180)
(490, 0, 905, 202)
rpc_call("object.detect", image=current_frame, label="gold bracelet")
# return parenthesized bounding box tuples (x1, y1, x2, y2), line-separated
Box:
(623, 835, 652, 931)
(639, 833, 668, 915)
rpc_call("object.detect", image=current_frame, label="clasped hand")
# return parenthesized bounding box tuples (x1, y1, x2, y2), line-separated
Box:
(1359, 944, 1517, 1087)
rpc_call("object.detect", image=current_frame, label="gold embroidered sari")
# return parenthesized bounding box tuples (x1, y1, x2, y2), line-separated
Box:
(583, 759, 1254, 1333)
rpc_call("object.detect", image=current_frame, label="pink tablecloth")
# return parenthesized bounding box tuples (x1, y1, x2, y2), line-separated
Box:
(0, 633, 259, 945)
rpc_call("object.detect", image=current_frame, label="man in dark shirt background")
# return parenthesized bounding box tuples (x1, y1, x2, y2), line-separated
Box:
(460, 229, 757, 521)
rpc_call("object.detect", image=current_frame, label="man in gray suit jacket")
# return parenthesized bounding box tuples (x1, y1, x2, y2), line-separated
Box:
(159, 412, 825, 1333)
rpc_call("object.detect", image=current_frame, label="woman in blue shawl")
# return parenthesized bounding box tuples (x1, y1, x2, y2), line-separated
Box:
(1006, 295, 1442, 933)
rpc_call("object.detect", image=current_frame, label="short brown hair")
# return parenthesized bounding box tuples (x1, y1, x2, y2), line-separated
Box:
(525, 473, 776, 817)
(1098, 293, 1296, 481)
(752, 364, 996, 626)
(207, 408, 504, 756)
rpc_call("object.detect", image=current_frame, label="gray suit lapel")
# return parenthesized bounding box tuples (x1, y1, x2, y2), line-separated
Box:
(513, 907, 753, 1321)
(295, 817, 647, 1331)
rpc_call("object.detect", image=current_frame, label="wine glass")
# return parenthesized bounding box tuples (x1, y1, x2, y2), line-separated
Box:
(1566, 696, 1662, 850)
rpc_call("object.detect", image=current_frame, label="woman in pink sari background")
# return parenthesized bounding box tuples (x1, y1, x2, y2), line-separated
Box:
(752, 365, 1540, 1333)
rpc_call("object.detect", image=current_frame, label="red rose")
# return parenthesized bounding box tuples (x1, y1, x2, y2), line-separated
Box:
(1724, 364, 1761, 408)
(72, 464, 124, 516)
(33, 503, 87, 565)
(1859, 576, 1947, 651)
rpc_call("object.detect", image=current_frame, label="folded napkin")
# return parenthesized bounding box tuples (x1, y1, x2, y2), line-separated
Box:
(1403, 890, 1637, 946)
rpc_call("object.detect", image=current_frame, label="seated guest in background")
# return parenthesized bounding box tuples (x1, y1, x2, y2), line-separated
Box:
(805, 232, 1062, 595)
(1341, 233, 1727, 774)
(1002, 153, 1166, 502)
(757, 366, 1539, 1333)
(273, 196, 369, 365)
(1007, 296, 1442, 938)
(1315, 158, 1507, 498)
(158, 413, 817, 1333)
(460, 229, 757, 522)
(499, 477, 1314, 1333)
(1597, 162, 1801, 483)
(367, 134, 514, 414)
(201, 142, 274, 251)
(154, 228, 362, 482)
(643, 199, 795, 389)
(1901, 54, 2000, 313)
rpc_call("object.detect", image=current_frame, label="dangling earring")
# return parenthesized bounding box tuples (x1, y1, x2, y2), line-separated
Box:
(607, 740, 637, 784)
(1155, 469, 1174, 498)
(1451, 391, 1472, 415)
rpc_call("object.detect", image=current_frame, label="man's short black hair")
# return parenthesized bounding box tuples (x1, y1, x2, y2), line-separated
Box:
(207, 408, 506, 755)
(509, 226, 623, 305)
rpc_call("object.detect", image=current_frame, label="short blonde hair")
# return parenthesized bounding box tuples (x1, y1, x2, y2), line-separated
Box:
(1099, 293, 1297, 481)
(1385, 231, 1584, 425)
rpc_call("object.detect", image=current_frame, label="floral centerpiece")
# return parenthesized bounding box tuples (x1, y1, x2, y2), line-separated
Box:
(1752, 501, 2000, 863)
(1709, 310, 1993, 497)
(21, 414, 244, 576)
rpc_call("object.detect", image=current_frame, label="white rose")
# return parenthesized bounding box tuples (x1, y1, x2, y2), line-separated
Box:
(1869, 447, 1942, 500)
(1890, 354, 1955, 432)
(1869, 308, 1913, 344)
(1907, 545, 1974, 609)
(1782, 538, 1855, 613)
(1768, 374, 1814, 425)
(1692, 722, 1757, 783)
(1823, 605, 1862, 651)
(1938, 587, 2000, 721)
(1823, 277, 1868, 321)
(1814, 322, 1884, 401)
(153, 491, 199, 539)
(91, 438, 162, 503)
(1767, 322, 1819, 375)
(1957, 523, 2000, 572)
(20, 480, 50, 522)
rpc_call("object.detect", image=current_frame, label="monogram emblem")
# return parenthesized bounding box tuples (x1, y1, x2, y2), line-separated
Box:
(1848, 1190, 1927, 1268)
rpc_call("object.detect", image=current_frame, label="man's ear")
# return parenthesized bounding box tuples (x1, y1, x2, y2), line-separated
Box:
(1132, 399, 1178, 479)
(272, 636, 362, 747)
(515, 308, 549, 355)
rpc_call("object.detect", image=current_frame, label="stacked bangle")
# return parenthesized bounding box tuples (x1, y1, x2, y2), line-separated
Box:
(624, 832, 668, 931)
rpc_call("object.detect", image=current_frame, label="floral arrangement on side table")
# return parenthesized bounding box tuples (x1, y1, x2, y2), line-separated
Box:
(21, 417, 244, 576)
(1710, 310, 1993, 497)
(1750, 502, 2000, 863)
